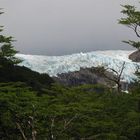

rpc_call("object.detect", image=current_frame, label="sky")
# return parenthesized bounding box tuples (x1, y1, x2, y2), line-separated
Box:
(0, 0, 139, 55)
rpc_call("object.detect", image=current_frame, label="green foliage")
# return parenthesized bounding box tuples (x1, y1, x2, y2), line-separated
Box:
(119, 5, 140, 26)
(119, 2, 140, 49)
(123, 40, 140, 50)
(0, 10, 21, 64)
(0, 82, 140, 139)
(0, 82, 38, 139)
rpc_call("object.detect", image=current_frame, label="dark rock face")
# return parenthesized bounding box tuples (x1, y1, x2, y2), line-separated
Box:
(129, 50, 140, 62)
(53, 67, 115, 87)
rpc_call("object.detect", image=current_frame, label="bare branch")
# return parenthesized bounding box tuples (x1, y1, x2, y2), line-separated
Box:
(55, 114, 78, 138)
(134, 24, 140, 38)
(50, 117, 55, 140)
(16, 122, 27, 140)
(104, 74, 118, 83)
(104, 62, 126, 93)
(63, 114, 78, 130)
(118, 62, 126, 80)
(106, 67, 119, 76)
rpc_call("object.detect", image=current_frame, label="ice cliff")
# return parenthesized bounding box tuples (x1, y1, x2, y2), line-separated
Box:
(16, 50, 140, 83)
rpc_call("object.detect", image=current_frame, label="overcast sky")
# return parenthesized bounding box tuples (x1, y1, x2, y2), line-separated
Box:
(0, 0, 139, 55)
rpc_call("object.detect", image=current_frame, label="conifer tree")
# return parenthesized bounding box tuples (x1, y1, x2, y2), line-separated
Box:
(119, 3, 140, 50)
(0, 10, 21, 64)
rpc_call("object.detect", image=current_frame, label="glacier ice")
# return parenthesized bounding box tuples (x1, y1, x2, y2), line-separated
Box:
(16, 50, 140, 83)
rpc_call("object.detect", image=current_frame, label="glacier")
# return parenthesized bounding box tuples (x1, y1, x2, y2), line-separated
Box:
(16, 50, 140, 83)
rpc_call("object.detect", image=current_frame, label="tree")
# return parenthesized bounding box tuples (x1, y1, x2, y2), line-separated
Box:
(119, 3, 140, 50)
(103, 62, 126, 93)
(0, 10, 21, 64)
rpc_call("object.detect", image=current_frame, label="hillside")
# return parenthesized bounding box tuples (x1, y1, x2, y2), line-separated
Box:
(0, 58, 54, 93)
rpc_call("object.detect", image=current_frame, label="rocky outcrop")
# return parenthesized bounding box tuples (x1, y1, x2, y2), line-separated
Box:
(53, 67, 115, 87)
(129, 50, 140, 62)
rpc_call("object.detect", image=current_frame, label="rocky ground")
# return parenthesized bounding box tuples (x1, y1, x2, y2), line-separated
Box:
(129, 50, 140, 62)
(53, 67, 116, 87)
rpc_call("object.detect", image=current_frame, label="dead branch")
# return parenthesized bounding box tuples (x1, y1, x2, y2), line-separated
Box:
(104, 62, 126, 93)
(16, 122, 27, 140)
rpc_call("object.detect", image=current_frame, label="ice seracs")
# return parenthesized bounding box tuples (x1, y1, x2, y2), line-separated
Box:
(16, 50, 140, 83)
